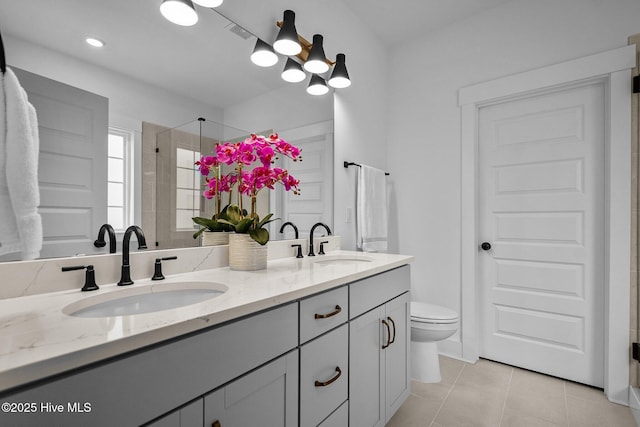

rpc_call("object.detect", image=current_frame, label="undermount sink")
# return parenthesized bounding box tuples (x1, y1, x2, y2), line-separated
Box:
(63, 282, 228, 318)
(311, 255, 375, 265)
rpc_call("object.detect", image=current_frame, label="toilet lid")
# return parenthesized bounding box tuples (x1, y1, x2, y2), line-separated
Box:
(411, 301, 458, 322)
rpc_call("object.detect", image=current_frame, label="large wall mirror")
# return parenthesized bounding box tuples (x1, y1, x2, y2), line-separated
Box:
(0, 0, 334, 262)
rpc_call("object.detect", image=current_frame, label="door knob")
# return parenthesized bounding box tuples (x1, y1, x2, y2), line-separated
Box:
(481, 242, 492, 251)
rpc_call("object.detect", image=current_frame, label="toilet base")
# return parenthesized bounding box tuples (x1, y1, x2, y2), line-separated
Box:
(411, 340, 441, 383)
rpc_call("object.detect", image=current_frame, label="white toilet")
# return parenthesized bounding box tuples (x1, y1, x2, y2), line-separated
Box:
(410, 301, 459, 383)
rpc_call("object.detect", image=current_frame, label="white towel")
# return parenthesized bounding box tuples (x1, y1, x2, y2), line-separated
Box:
(356, 164, 388, 252)
(0, 67, 42, 260)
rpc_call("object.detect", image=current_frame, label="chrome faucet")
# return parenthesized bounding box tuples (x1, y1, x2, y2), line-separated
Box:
(94, 223, 116, 253)
(279, 221, 299, 240)
(308, 222, 332, 256)
(117, 225, 147, 286)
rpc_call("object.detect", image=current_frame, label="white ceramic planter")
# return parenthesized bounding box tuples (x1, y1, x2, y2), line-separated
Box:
(228, 233, 268, 271)
(202, 231, 231, 246)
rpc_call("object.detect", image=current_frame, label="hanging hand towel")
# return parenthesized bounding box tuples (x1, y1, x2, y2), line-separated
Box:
(356, 164, 388, 252)
(0, 67, 43, 260)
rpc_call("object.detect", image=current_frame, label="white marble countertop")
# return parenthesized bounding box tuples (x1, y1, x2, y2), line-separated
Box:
(0, 250, 413, 394)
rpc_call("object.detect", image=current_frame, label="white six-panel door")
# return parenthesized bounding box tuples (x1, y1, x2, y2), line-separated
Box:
(478, 81, 605, 386)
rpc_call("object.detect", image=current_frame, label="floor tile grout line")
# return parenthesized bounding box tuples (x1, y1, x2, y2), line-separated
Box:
(429, 360, 466, 427)
(497, 366, 514, 427)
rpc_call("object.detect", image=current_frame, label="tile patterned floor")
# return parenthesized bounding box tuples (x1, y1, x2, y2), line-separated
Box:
(387, 356, 637, 427)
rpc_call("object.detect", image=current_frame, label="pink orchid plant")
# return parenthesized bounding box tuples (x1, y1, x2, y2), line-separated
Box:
(193, 133, 302, 245)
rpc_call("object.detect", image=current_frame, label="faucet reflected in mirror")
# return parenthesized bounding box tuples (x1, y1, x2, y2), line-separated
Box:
(279, 221, 299, 240)
(94, 224, 116, 254)
(308, 222, 332, 256)
(118, 226, 147, 286)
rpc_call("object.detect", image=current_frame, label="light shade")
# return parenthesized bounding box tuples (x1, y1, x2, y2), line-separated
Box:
(192, 0, 223, 6)
(307, 74, 329, 96)
(282, 58, 306, 83)
(160, 0, 198, 26)
(329, 53, 351, 88)
(274, 10, 302, 56)
(304, 34, 329, 74)
(251, 39, 279, 67)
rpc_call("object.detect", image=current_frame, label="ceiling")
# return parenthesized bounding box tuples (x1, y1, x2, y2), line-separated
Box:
(341, 0, 513, 47)
(0, 0, 512, 108)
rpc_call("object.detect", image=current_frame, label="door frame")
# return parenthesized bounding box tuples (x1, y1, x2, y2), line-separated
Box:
(459, 45, 635, 404)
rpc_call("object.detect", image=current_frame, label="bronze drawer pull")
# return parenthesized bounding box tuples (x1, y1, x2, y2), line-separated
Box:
(381, 319, 391, 349)
(314, 366, 342, 387)
(314, 305, 342, 319)
(212, 421, 221, 427)
(387, 316, 396, 345)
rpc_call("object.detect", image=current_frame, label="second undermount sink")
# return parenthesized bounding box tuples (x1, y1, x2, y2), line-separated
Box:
(311, 255, 375, 265)
(63, 282, 228, 318)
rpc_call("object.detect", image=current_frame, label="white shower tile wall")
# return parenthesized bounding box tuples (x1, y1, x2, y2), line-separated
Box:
(0, 236, 341, 300)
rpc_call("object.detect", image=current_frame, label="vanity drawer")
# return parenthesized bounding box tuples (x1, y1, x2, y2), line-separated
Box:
(300, 324, 348, 427)
(299, 286, 348, 344)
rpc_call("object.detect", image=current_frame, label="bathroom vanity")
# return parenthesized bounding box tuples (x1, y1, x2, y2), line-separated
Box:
(0, 250, 412, 426)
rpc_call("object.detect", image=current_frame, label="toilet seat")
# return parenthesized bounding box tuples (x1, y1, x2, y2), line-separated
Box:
(410, 302, 458, 324)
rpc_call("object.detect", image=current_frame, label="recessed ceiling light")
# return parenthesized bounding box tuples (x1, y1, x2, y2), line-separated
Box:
(85, 37, 105, 48)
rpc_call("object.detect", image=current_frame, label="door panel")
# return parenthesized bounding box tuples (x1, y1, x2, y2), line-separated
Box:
(278, 121, 333, 238)
(7, 68, 108, 260)
(478, 82, 605, 386)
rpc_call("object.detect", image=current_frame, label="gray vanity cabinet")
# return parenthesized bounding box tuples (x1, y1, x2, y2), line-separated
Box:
(0, 265, 412, 427)
(203, 350, 299, 427)
(0, 303, 298, 427)
(348, 266, 411, 427)
(147, 399, 203, 427)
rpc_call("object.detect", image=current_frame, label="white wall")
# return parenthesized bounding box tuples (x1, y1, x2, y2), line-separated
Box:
(387, 0, 640, 324)
(4, 35, 223, 127)
(223, 82, 332, 134)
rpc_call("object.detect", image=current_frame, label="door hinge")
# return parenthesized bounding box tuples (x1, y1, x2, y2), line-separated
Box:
(634, 75, 640, 94)
(633, 342, 640, 362)
(155, 147, 159, 153)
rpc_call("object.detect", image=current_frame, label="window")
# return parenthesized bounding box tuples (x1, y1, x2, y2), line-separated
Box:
(176, 147, 201, 230)
(107, 128, 134, 231)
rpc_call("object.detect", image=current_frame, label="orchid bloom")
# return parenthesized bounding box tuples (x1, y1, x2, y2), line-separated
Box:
(195, 131, 302, 218)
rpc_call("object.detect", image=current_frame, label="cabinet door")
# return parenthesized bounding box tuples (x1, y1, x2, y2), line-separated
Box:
(317, 400, 348, 427)
(204, 350, 298, 427)
(147, 399, 203, 427)
(384, 293, 411, 423)
(349, 306, 385, 427)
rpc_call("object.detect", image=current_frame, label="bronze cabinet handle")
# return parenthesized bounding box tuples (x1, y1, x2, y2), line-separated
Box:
(314, 305, 342, 319)
(387, 316, 396, 345)
(381, 319, 391, 349)
(314, 366, 342, 387)
(212, 421, 221, 427)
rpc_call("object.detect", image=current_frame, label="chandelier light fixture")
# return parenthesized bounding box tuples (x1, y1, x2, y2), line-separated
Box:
(281, 58, 306, 83)
(250, 39, 279, 67)
(328, 53, 351, 88)
(303, 35, 329, 74)
(249, 10, 351, 96)
(307, 74, 329, 96)
(160, 0, 222, 27)
(273, 10, 302, 56)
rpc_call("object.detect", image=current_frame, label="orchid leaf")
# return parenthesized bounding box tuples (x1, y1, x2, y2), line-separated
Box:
(249, 228, 269, 245)
(235, 218, 254, 233)
(225, 205, 244, 223)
